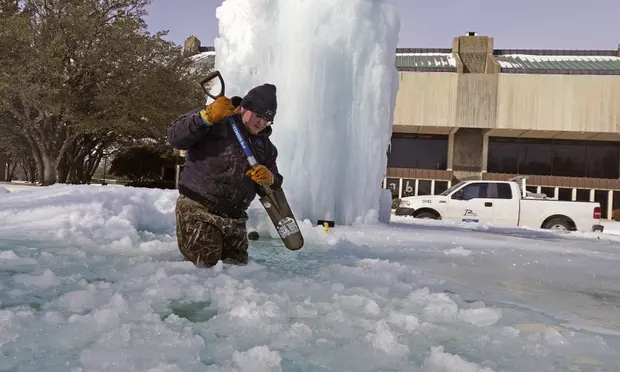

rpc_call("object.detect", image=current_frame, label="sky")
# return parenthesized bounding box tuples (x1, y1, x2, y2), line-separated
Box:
(144, 0, 620, 51)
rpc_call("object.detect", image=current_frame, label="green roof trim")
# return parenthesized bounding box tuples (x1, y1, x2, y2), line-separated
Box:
(496, 54, 620, 73)
(395, 53, 456, 70)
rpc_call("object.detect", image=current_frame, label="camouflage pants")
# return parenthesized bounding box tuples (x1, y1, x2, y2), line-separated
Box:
(174, 195, 249, 268)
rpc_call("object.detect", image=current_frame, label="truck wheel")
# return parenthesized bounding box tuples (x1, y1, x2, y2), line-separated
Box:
(415, 211, 439, 220)
(543, 218, 572, 231)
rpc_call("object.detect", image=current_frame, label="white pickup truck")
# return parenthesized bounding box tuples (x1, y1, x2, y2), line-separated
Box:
(394, 179, 604, 233)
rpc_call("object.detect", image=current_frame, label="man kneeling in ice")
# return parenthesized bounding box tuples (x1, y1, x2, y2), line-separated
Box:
(167, 84, 283, 267)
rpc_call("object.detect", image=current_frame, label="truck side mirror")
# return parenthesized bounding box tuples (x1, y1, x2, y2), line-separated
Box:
(452, 190, 463, 200)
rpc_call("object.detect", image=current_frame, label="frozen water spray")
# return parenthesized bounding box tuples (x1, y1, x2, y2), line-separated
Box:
(212, 0, 400, 226)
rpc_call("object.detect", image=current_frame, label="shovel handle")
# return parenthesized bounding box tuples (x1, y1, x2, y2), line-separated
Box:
(200, 71, 226, 100)
(228, 117, 274, 195)
(227, 117, 257, 167)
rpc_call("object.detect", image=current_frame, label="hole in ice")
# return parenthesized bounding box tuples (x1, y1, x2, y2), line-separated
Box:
(163, 299, 219, 323)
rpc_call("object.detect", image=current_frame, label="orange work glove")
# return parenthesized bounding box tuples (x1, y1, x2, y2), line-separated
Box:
(245, 165, 274, 186)
(200, 96, 238, 125)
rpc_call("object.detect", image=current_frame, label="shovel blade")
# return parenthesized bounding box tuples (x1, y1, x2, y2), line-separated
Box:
(259, 188, 304, 250)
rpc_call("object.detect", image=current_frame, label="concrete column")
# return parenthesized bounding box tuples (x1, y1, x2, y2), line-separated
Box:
(183, 36, 201, 56)
(608, 190, 614, 220)
(481, 132, 490, 173)
(447, 128, 458, 171)
(451, 32, 495, 73)
(452, 128, 484, 180)
(452, 38, 464, 73)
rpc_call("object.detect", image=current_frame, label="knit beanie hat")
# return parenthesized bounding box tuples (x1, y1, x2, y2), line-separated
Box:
(240, 83, 277, 122)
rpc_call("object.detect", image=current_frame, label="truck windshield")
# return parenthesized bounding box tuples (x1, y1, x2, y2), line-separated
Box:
(439, 181, 465, 196)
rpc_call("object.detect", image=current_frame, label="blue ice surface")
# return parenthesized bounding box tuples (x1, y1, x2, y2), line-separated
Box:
(1, 220, 620, 372)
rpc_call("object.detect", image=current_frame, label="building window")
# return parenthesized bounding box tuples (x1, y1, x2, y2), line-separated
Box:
(487, 137, 620, 179)
(487, 138, 519, 174)
(387, 134, 448, 170)
(585, 142, 619, 179)
(518, 141, 552, 175)
(552, 140, 586, 177)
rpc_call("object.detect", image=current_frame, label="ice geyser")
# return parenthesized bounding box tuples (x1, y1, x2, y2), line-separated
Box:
(212, 0, 400, 226)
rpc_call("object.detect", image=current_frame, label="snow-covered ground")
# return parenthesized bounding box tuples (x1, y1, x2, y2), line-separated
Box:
(1, 184, 620, 371)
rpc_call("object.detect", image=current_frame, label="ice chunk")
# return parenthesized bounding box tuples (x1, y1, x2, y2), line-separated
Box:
(213, 0, 400, 225)
(56, 289, 99, 313)
(232, 345, 282, 372)
(0, 250, 37, 265)
(364, 319, 409, 357)
(458, 307, 502, 327)
(446, 246, 472, 256)
(13, 269, 61, 289)
(423, 346, 496, 372)
(545, 327, 569, 346)
(387, 311, 421, 332)
(146, 363, 183, 372)
(379, 188, 393, 223)
(0, 251, 20, 259)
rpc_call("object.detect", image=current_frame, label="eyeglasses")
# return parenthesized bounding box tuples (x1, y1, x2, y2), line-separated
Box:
(257, 109, 275, 125)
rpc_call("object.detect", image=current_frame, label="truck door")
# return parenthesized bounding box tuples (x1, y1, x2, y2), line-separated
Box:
(486, 182, 520, 226)
(447, 182, 494, 224)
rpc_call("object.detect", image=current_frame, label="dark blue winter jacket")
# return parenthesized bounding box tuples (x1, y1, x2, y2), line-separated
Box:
(167, 107, 283, 219)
